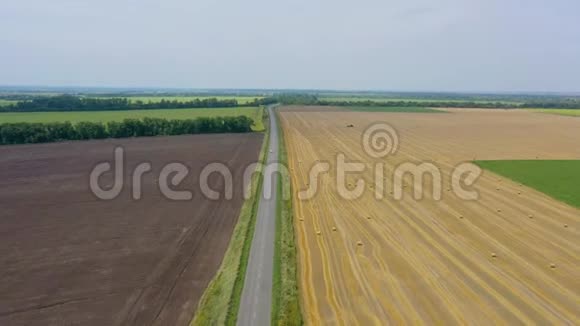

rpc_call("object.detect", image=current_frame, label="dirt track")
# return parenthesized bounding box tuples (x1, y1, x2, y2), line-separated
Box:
(0, 134, 262, 326)
(280, 108, 580, 324)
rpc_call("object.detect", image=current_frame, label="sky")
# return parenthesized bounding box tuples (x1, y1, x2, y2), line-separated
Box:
(0, 0, 579, 93)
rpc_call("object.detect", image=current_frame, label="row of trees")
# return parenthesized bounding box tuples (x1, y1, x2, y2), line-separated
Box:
(0, 116, 254, 145)
(271, 94, 319, 105)
(2, 94, 577, 112)
(268, 93, 579, 109)
(312, 98, 579, 109)
(316, 99, 523, 108)
(0, 95, 277, 112)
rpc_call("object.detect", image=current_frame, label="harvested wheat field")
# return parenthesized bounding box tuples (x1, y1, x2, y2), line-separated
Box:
(279, 107, 580, 324)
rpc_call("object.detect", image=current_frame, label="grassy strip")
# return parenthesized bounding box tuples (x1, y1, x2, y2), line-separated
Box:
(191, 110, 270, 326)
(528, 109, 580, 117)
(271, 109, 303, 325)
(342, 106, 442, 113)
(475, 160, 580, 208)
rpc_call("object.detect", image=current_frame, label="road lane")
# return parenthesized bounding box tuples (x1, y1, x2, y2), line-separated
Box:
(237, 106, 279, 326)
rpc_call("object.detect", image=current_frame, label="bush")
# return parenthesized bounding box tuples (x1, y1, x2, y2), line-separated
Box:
(46, 122, 78, 141)
(75, 122, 107, 140)
(106, 121, 131, 138)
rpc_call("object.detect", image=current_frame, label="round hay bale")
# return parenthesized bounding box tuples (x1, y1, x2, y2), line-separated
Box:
(550, 263, 556, 269)
(356, 241, 363, 246)
(491, 253, 497, 258)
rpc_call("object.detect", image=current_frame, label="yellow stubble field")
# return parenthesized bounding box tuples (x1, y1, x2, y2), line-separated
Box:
(279, 107, 580, 324)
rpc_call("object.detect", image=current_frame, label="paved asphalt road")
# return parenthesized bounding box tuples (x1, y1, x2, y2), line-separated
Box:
(237, 106, 279, 326)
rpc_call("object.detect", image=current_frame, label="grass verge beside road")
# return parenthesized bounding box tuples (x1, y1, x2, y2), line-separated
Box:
(272, 109, 303, 325)
(475, 160, 580, 208)
(191, 111, 269, 326)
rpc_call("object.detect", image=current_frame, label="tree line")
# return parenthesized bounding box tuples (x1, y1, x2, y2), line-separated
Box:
(0, 116, 254, 145)
(1, 94, 577, 112)
(271, 94, 580, 109)
(316, 100, 521, 108)
(316, 99, 580, 109)
(0, 95, 277, 112)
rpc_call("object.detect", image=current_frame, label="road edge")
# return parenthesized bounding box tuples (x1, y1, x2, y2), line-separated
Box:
(190, 107, 270, 326)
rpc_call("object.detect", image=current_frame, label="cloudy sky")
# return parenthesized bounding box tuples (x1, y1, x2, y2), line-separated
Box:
(1, 0, 579, 92)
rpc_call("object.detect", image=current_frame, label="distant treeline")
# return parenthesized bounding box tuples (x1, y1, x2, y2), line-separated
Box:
(0, 116, 254, 145)
(271, 94, 580, 109)
(0, 95, 276, 112)
(317, 100, 520, 108)
(1, 94, 578, 112)
(317, 100, 580, 109)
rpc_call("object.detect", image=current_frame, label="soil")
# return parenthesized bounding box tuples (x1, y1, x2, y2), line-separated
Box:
(0, 133, 263, 326)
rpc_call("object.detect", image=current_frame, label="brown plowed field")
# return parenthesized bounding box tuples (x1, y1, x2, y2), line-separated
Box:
(280, 108, 580, 324)
(0, 134, 262, 326)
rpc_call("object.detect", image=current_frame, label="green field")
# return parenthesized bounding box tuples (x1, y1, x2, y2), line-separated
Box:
(0, 107, 265, 131)
(343, 106, 442, 113)
(94, 96, 263, 104)
(529, 109, 580, 117)
(0, 99, 17, 106)
(475, 160, 580, 208)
